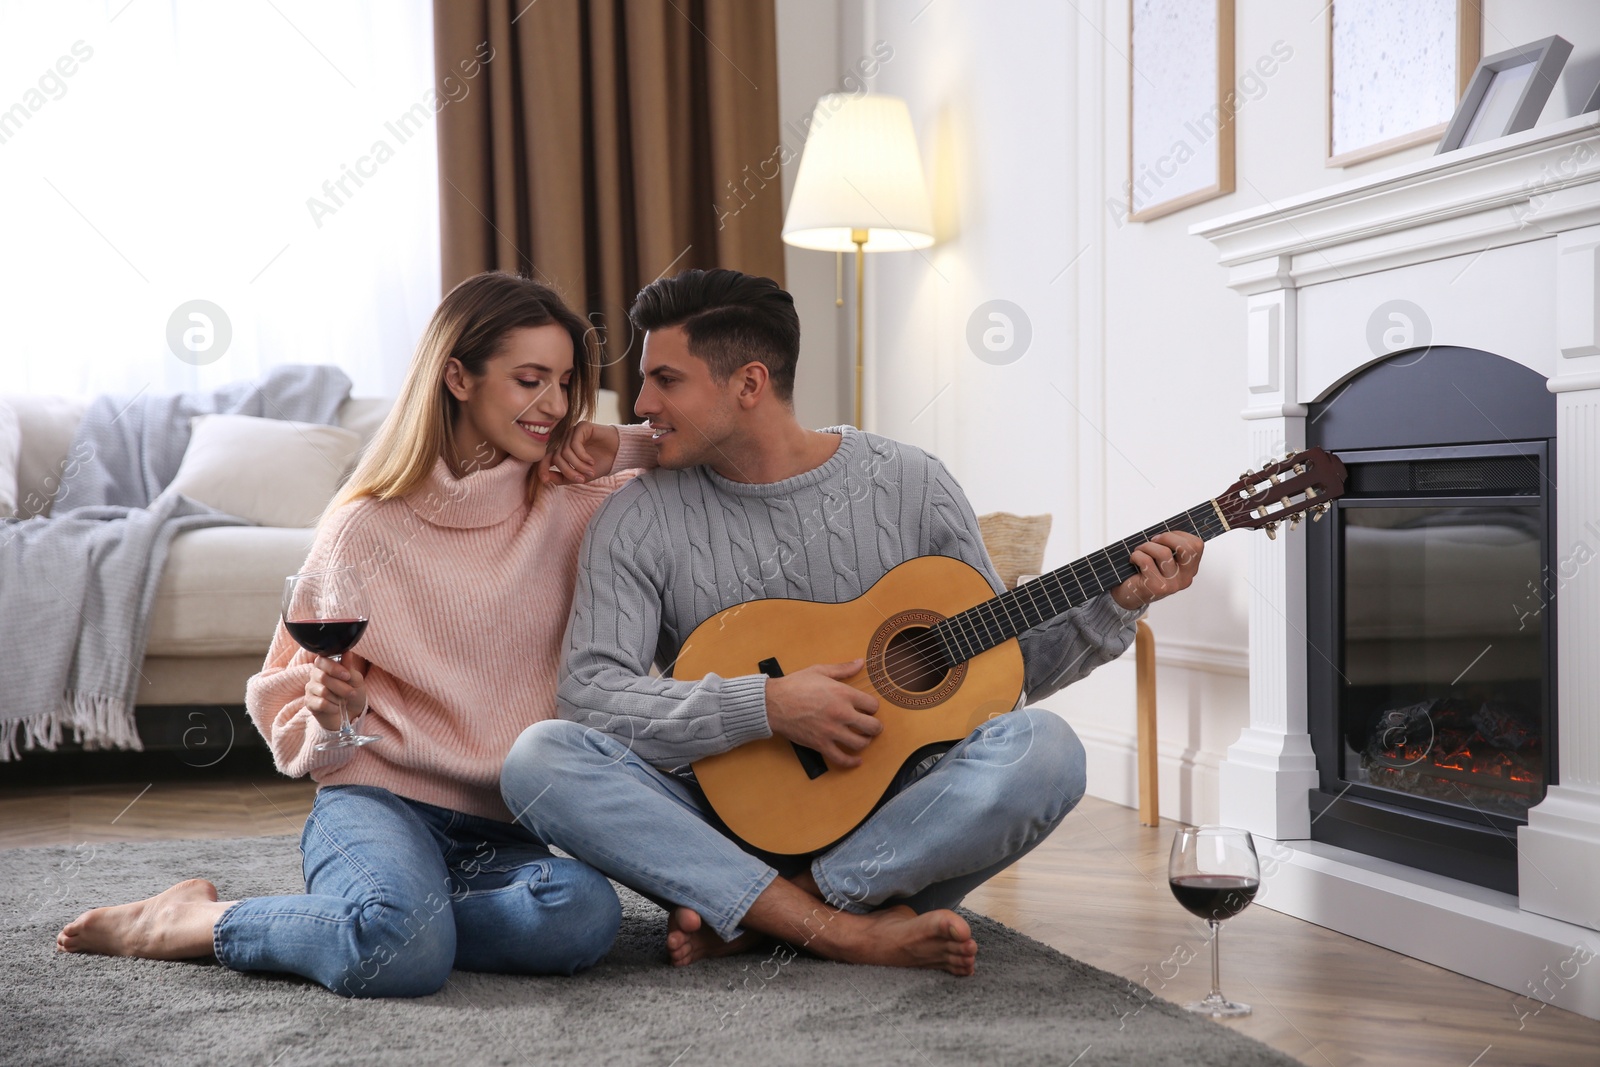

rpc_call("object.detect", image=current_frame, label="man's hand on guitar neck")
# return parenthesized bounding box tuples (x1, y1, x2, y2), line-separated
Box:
(1110, 531, 1205, 611)
(764, 658, 883, 769)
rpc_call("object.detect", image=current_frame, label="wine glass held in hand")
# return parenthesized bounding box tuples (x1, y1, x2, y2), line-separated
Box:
(1168, 825, 1260, 1018)
(282, 567, 379, 750)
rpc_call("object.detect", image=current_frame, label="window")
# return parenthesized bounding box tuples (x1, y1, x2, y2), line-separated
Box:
(0, 0, 441, 397)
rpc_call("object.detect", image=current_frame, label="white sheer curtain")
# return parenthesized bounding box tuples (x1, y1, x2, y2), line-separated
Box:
(0, 0, 440, 398)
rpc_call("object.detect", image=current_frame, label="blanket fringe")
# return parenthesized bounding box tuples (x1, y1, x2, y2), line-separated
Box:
(0, 691, 143, 762)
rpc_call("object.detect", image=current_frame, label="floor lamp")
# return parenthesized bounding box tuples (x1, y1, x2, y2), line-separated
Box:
(781, 93, 934, 430)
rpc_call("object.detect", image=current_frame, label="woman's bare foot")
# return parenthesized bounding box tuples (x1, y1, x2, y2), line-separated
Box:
(810, 905, 978, 976)
(665, 906, 764, 966)
(57, 878, 232, 960)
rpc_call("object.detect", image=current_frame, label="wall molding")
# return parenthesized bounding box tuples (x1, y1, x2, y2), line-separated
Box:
(1073, 719, 1223, 822)
(1074, 721, 1224, 772)
(1155, 637, 1250, 677)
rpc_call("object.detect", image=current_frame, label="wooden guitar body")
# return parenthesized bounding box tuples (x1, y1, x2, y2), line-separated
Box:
(681, 555, 1024, 856)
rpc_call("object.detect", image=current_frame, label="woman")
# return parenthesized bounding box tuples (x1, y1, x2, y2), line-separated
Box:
(57, 272, 657, 997)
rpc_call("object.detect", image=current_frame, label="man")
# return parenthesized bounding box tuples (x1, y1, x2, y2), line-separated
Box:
(502, 269, 1202, 975)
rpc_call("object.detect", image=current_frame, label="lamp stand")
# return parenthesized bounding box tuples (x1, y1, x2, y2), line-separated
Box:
(852, 227, 867, 429)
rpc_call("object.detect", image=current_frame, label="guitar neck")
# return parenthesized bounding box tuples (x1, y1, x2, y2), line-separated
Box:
(933, 499, 1230, 666)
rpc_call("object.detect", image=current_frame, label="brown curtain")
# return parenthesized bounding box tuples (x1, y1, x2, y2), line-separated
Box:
(433, 0, 786, 406)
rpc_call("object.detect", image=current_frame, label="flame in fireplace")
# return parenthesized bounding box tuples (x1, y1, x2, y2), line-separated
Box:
(1366, 702, 1543, 810)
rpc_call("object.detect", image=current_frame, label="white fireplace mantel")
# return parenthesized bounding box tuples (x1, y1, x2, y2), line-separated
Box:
(1194, 112, 1600, 1020)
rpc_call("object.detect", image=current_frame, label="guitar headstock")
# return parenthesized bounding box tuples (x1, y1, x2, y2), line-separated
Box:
(1217, 447, 1348, 539)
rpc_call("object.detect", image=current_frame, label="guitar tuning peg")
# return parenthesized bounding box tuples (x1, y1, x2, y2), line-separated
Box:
(1265, 522, 1278, 540)
(1311, 507, 1325, 522)
(1289, 515, 1301, 531)
(1239, 470, 1255, 482)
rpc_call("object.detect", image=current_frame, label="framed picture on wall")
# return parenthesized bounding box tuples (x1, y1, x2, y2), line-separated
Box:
(1127, 0, 1235, 222)
(1327, 0, 1482, 167)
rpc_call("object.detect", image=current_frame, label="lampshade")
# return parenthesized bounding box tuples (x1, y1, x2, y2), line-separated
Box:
(782, 93, 934, 253)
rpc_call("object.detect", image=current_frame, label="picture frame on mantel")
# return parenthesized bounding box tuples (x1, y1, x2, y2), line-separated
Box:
(1127, 0, 1235, 223)
(1326, 0, 1482, 167)
(1436, 35, 1573, 154)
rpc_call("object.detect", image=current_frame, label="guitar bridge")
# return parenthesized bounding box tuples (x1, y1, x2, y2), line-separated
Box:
(758, 656, 830, 781)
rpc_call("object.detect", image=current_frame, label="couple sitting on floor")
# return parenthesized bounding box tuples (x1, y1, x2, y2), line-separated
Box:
(57, 267, 1202, 996)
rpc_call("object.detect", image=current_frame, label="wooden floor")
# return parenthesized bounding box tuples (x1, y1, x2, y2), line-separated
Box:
(3, 771, 1596, 1066)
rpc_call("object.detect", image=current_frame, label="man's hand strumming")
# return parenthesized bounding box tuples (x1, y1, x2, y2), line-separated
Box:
(764, 658, 882, 769)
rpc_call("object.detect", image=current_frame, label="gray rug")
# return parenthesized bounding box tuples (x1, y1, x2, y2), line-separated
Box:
(1, 835, 1299, 1066)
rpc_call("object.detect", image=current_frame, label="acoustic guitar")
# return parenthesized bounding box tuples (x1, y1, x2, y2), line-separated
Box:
(678, 448, 1349, 855)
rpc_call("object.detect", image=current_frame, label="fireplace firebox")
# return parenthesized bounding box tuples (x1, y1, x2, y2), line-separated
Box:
(1305, 347, 1557, 893)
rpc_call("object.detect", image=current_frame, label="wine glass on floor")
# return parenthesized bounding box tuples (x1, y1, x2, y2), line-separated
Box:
(1168, 825, 1259, 1017)
(282, 566, 378, 750)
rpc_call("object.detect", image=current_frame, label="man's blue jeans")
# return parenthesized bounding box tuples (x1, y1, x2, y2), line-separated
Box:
(212, 784, 621, 997)
(500, 708, 1086, 942)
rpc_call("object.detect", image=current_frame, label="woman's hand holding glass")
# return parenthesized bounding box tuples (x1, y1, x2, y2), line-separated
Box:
(303, 651, 370, 733)
(283, 567, 377, 749)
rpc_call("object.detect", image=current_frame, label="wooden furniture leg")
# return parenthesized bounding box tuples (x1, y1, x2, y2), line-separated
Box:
(1136, 619, 1159, 826)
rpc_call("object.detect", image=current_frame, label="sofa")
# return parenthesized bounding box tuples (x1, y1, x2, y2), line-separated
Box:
(1, 388, 623, 720)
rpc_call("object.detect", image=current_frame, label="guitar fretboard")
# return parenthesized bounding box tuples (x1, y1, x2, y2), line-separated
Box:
(932, 500, 1227, 666)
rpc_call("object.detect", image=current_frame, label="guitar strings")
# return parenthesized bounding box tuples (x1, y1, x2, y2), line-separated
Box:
(747, 475, 1323, 745)
(756, 505, 1235, 728)
(867, 506, 1220, 683)
(755, 466, 1323, 714)
(857, 504, 1226, 686)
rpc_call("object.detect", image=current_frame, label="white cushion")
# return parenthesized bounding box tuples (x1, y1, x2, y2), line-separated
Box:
(336, 396, 394, 453)
(146, 525, 317, 656)
(0, 400, 19, 517)
(167, 414, 362, 527)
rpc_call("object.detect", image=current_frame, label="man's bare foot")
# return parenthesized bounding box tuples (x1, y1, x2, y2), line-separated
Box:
(733, 874, 978, 976)
(57, 878, 232, 960)
(665, 907, 764, 966)
(804, 905, 978, 976)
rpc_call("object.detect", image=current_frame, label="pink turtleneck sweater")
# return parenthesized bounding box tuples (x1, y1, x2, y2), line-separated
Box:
(244, 425, 657, 822)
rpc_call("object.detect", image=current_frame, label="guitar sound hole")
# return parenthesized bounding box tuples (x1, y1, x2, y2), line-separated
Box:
(882, 626, 950, 693)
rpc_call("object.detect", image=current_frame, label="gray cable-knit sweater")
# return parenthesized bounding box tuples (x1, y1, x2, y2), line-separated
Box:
(557, 426, 1143, 768)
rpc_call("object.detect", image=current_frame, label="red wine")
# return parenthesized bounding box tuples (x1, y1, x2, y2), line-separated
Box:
(285, 617, 368, 659)
(1169, 875, 1258, 921)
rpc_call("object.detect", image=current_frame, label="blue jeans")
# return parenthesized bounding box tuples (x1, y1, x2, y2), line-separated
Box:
(500, 708, 1085, 942)
(212, 784, 621, 997)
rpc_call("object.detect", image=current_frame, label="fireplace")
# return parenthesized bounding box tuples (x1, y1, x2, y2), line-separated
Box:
(1193, 113, 1600, 1018)
(1304, 346, 1557, 893)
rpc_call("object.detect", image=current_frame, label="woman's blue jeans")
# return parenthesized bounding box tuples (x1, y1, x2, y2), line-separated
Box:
(212, 784, 621, 998)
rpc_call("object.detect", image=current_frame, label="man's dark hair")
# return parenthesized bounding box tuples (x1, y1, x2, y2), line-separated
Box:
(629, 269, 801, 402)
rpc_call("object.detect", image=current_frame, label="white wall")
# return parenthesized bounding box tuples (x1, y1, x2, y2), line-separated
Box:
(826, 0, 1600, 823)
(774, 0, 874, 430)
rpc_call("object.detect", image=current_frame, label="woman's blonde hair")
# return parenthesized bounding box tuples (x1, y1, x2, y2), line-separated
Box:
(322, 272, 599, 524)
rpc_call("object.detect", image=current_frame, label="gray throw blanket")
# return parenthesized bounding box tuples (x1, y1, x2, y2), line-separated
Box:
(0, 365, 353, 759)
(57, 364, 354, 509)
